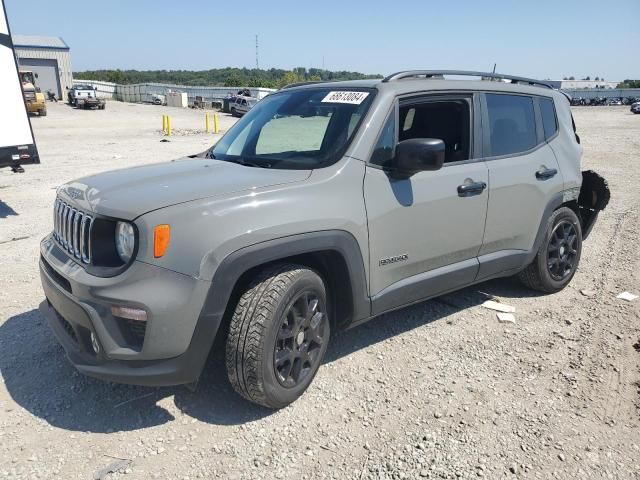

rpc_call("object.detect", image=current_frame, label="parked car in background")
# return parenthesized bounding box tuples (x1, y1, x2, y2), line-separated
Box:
(67, 84, 106, 110)
(230, 95, 257, 116)
(67, 85, 97, 106)
(631, 102, 640, 114)
(151, 94, 165, 105)
(607, 98, 623, 106)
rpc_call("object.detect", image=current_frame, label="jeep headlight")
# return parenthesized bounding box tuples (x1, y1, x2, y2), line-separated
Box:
(115, 221, 136, 263)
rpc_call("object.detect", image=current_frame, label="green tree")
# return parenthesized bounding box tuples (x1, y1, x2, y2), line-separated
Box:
(617, 80, 640, 89)
(74, 67, 382, 87)
(278, 71, 303, 88)
(224, 76, 242, 87)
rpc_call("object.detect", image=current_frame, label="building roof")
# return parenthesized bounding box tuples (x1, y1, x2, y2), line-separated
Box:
(12, 34, 69, 50)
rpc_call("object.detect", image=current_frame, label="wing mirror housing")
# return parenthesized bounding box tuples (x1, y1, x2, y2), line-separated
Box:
(391, 138, 445, 179)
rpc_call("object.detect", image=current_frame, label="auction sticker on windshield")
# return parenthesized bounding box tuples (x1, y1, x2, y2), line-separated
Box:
(321, 91, 370, 104)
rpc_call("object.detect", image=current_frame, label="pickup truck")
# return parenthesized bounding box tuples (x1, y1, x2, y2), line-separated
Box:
(68, 85, 106, 110)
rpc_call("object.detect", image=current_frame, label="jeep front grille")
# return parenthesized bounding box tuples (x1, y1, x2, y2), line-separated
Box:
(53, 199, 93, 264)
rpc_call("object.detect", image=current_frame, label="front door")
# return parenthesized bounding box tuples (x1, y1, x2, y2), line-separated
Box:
(364, 94, 488, 315)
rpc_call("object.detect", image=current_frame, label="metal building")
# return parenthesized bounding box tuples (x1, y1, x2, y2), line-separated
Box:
(12, 34, 72, 99)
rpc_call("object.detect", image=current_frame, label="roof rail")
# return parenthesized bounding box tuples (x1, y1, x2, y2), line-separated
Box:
(382, 70, 553, 89)
(280, 80, 330, 90)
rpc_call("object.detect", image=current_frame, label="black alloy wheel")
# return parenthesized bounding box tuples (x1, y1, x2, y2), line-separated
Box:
(518, 207, 583, 293)
(225, 264, 331, 408)
(546, 220, 579, 281)
(274, 292, 328, 388)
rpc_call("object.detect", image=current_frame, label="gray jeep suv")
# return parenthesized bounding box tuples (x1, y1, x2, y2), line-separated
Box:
(39, 71, 609, 408)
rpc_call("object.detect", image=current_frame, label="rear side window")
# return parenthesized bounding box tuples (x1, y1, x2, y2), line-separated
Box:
(486, 94, 536, 156)
(539, 97, 558, 140)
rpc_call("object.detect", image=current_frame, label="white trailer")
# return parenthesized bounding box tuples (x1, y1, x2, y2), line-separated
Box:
(0, 0, 39, 172)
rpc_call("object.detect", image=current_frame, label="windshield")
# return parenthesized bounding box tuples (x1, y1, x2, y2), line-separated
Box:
(212, 87, 375, 169)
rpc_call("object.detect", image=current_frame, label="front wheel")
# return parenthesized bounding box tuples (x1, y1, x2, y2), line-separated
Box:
(518, 207, 582, 293)
(225, 264, 330, 408)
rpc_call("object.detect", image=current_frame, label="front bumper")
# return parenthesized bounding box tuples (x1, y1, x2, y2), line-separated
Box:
(39, 235, 217, 386)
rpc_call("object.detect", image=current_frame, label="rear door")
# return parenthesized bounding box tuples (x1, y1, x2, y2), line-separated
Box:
(477, 92, 564, 279)
(0, 0, 39, 170)
(364, 93, 489, 314)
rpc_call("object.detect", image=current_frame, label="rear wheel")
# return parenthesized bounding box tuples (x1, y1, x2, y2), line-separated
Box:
(225, 264, 330, 408)
(518, 207, 582, 293)
(39, 108, 47, 116)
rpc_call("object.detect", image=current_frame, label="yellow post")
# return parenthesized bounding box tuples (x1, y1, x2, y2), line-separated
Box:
(162, 115, 167, 133)
(213, 112, 219, 134)
(205, 112, 210, 133)
(167, 115, 172, 136)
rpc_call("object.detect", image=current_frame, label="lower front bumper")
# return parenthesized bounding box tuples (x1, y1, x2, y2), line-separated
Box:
(39, 251, 220, 387)
(39, 298, 202, 387)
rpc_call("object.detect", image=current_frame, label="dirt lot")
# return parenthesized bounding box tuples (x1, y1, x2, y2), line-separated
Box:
(1, 102, 639, 480)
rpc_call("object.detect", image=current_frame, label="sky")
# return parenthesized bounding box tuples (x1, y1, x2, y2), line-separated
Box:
(5, 0, 639, 80)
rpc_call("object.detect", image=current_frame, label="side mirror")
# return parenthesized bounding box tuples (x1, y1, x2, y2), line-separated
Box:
(35, 73, 39, 79)
(392, 138, 445, 179)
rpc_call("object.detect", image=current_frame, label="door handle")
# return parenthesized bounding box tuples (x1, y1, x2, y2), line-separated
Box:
(457, 181, 487, 197)
(536, 167, 558, 180)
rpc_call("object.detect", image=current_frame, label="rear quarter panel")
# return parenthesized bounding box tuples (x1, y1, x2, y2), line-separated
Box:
(548, 91, 583, 191)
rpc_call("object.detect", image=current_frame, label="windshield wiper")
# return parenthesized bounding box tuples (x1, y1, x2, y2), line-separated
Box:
(222, 157, 272, 168)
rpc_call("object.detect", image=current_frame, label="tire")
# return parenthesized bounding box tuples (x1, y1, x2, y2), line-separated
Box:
(518, 207, 582, 293)
(230, 108, 237, 117)
(39, 108, 47, 117)
(225, 264, 330, 409)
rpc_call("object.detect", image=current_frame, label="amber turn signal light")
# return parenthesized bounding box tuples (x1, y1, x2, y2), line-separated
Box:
(153, 224, 170, 258)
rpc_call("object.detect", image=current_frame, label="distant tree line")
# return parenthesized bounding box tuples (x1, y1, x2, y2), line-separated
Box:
(73, 67, 382, 89)
(617, 79, 640, 89)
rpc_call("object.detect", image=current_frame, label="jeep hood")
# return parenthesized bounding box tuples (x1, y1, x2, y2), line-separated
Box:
(57, 157, 312, 220)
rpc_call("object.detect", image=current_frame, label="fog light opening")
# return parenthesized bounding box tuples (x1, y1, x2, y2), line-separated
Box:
(90, 331, 101, 354)
(111, 305, 148, 322)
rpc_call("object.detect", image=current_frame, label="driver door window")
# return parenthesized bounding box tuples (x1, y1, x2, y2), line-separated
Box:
(398, 100, 471, 163)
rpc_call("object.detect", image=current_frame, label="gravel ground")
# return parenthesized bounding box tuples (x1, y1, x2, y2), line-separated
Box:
(0, 102, 639, 480)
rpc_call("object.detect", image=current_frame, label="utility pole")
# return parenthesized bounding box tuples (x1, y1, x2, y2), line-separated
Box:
(255, 34, 259, 70)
